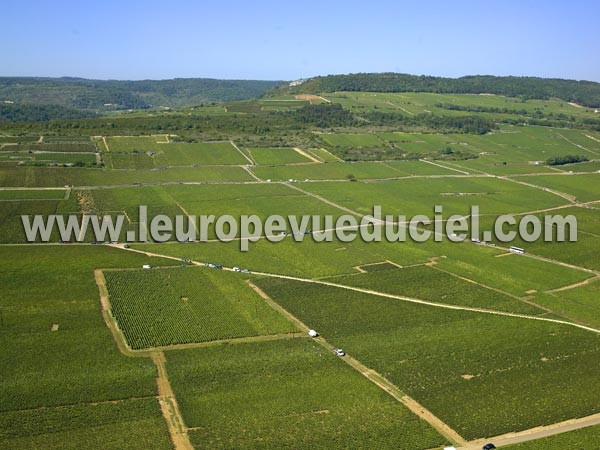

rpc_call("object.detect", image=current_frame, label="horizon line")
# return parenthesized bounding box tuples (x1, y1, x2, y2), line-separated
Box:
(1, 72, 599, 84)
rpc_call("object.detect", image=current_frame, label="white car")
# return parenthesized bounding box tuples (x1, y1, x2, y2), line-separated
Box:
(232, 267, 241, 272)
(334, 348, 345, 357)
(308, 329, 318, 337)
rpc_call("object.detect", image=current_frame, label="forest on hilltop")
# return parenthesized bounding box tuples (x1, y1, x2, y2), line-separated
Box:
(277, 73, 600, 107)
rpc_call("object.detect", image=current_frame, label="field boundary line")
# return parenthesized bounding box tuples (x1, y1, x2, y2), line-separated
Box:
(94, 269, 141, 356)
(499, 175, 577, 203)
(152, 351, 193, 450)
(108, 332, 308, 354)
(319, 95, 331, 103)
(428, 265, 558, 315)
(2, 396, 159, 414)
(113, 246, 600, 335)
(585, 134, 600, 144)
(302, 148, 325, 162)
(419, 159, 471, 174)
(545, 275, 599, 294)
(385, 100, 416, 115)
(95, 269, 192, 449)
(318, 147, 344, 162)
(556, 132, 599, 155)
(250, 271, 600, 334)
(230, 140, 254, 165)
(247, 280, 465, 446)
(493, 242, 599, 276)
(96, 263, 306, 355)
(292, 147, 321, 163)
(102, 136, 110, 152)
(284, 182, 364, 217)
(242, 165, 262, 181)
(458, 411, 600, 449)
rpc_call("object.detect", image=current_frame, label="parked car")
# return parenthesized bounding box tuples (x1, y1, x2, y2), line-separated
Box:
(334, 348, 345, 357)
(232, 267, 241, 272)
(482, 444, 496, 450)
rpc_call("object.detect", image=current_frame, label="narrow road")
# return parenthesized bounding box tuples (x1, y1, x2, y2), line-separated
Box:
(459, 412, 600, 449)
(248, 281, 466, 447)
(108, 246, 600, 450)
(115, 246, 600, 335)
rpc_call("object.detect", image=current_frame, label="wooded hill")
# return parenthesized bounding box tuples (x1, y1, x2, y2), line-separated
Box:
(0, 77, 282, 111)
(275, 73, 600, 107)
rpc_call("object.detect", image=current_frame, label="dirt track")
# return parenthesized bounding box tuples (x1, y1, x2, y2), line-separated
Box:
(95, 269, 192, 449)
(293, 147, 321, 163)
(152, 352, 193, 450)
(459, 412, 600, 449)
(248, 281, 466, 446)
(106, 245, 600, 448)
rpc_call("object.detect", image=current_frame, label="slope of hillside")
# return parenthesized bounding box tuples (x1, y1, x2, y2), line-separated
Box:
(0, 77, 284, 111)
(275, 73, 600, 107)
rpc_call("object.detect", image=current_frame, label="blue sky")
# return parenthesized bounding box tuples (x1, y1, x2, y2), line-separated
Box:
(2, 0, 599, 81)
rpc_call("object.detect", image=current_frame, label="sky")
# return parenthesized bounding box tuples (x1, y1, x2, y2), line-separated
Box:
(2, 0, 599, 82)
